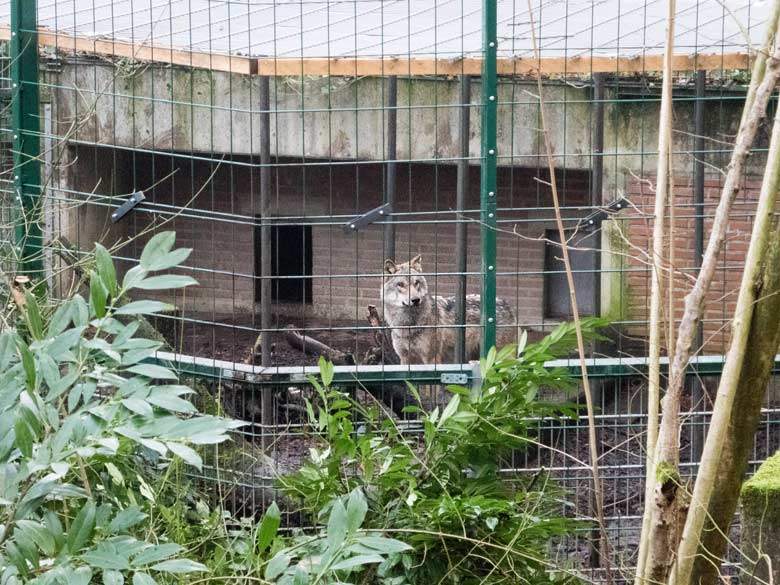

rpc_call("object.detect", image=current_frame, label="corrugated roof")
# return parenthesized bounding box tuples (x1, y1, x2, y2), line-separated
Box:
(0, 0, 767, 60)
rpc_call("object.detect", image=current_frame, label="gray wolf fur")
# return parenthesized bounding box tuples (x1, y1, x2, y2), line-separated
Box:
(381, 255, 516, 365)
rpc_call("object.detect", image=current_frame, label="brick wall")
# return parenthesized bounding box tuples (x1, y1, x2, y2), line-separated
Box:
(622, 174, 761, 355)
(71, 147, 592, 334)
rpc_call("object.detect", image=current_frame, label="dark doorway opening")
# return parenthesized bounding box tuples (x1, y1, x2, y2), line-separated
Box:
(255, 222, 313, 304)
(543, 229, 597, 318)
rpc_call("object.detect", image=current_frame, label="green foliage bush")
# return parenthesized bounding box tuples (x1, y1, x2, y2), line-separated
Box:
(0, 230, 600, 584)
(277, 323, 606, 584)
(0, 233, 243, 584)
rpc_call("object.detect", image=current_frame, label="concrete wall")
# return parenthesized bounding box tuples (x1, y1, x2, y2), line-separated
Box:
(52, 59, 769, 199)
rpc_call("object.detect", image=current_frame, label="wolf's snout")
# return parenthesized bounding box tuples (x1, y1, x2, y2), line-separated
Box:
(411, 297, 421, 306)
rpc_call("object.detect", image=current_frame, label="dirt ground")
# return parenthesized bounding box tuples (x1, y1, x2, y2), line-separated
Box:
(168, 316, 378, 367)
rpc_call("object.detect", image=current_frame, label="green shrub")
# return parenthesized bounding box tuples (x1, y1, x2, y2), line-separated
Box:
(278, 322, 606, 584)
(0, 232, 242, 584)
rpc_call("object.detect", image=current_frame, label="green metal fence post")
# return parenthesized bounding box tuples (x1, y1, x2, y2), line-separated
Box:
(10, 0, 43, 279)
(480, 0, 498, 355)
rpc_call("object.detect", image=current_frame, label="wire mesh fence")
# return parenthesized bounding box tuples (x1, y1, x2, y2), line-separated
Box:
(2, 0, 779, 579)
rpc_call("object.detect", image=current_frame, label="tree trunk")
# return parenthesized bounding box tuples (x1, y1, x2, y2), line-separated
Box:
(687, 221, 780, 585)
(672, 49, 780, 584)
(639, 13, 780, 580)
(635, 0, 674, 576)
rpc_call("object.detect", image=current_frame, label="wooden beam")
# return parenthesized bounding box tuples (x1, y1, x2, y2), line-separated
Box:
(0, 25, 752, 76)
(0, 25, 257, 75)
(257, 52, 751, 76)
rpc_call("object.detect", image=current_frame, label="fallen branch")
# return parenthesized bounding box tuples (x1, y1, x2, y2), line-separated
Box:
(284, 326, 355, 365)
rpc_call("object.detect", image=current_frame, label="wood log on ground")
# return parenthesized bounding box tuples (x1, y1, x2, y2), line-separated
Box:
(361, 305, 412, 418)
(284, 326, 355, 365)
(363, 304, 400, 365)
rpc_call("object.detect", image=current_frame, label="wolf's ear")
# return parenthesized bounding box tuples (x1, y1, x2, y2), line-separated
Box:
(384, 259, 398, 274)
(410, 254, 422, 272)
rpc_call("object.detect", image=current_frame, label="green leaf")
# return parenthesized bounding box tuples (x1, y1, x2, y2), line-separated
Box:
(14, 416, 34, 458)
(132, 275, 198, 291)
(346, 489, 368, 533)
(139, 232, 176, 271)
(47, 299, 73, 336)
(16, 339, 36, 391)
(166, 442, 203, 470)
(319, 356, 334, 387)
(122, 266, 148, 291)
(114, 301, 174, 316)
(149, 559, 207, 574)
(330, 554, 385, 571)
(146, 390, 196, 413)
(16, 479, 56, 520)
(102, 570, 124, 585)
(72, 567, 94, 585)
(265, 552, 291, 581)
(256, 502, 281, 553)
(90, 271, 108, 318)
(15, 520, 56, 556)
(121, 398, 153, 418)
(67, 501, 96, 553)
(24, 291, 44, 340)
(353, 536, 411, 554)
(44, 511, 65, 551)
(144, 247, 191, 272)
(108, 506, 148, 534)
(326, 499, 348, 551)
(82, 546, 130, 570)
(132, 543, 182, 567)
(95, 244, 118, 296)
(126, 364, 178, 380)
(132, 573, 157, 585)
(437, 394, 460, 429)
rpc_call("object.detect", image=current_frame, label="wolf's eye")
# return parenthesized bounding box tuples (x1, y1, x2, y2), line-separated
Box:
(397, 282, 405, 289)
(414, 280, 421, 287)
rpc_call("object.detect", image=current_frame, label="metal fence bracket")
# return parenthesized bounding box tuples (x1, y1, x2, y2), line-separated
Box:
(111, 191, 146, 223)
(343, 203, 390, 233)
(440, 373, 469, 385)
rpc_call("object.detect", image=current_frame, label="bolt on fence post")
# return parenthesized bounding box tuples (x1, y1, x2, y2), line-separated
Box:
(480, 0, 498, 356)
(11, 0, 43, 280)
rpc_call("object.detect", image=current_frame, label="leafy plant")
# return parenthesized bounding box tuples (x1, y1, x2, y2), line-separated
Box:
(264, 489, 411, 585)
(0, 232, 243, 584)
(279, 320, 607, 584)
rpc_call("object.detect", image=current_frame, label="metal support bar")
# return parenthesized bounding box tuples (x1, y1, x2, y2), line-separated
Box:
(591, 73, 606, 316)
(149, 351, 766, 387)
(258, 75, 273, 442)
(11, 0, 43, 279)
(588, 72, 606, 570)
(691, 69, 707, 461)
(383, 76, 397, 261)
(480, 0, 498, 355)
(455, 74, 471, 363)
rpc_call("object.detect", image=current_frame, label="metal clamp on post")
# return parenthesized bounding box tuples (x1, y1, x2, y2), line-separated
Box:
(343, 203, 391, 233)
(577, 196, 630, 231)
(111, 191, 146, 223)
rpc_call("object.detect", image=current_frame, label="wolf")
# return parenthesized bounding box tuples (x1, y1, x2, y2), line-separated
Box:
(381, 255, 516, 365)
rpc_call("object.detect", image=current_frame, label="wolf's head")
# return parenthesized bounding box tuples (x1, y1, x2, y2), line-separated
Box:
(382, 255, 429, 309)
